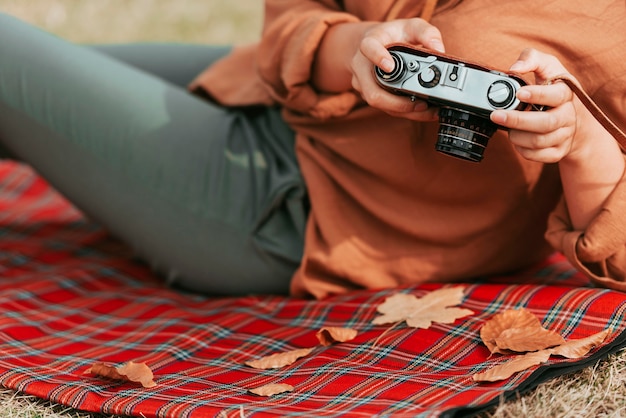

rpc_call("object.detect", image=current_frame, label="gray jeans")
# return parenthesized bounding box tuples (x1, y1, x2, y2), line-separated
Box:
(0, 13, 307, 295)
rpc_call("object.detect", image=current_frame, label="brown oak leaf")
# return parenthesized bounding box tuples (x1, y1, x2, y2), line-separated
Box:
(480, 308, 544, 354)
(475, 309, 612, 382)
(473, 350, 551, 382)
(245, 347, 315, 370)
(249, 383, 294, 397)
(494, 326, 566, 353)
(550, 329, 610, 359)
(372, 287, 474, 329)
(84, 361, 156, 388)
(316, 327, 358, 346)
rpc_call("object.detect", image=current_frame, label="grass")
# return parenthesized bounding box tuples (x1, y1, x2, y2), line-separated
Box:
(0, 388, 110, 418)
(481, 352, 626, 418)
(0, 0, 263, 44)
(0, 1, 625, 417)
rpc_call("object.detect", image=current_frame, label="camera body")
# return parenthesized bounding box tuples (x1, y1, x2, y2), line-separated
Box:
(374, 44, 529, 162)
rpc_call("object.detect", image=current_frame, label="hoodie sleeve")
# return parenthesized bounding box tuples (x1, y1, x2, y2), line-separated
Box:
(189, 1, 361, 116)
(256, 0, 362, 119)
(546, 167, 626, 292)
(545, 78, 626, 292)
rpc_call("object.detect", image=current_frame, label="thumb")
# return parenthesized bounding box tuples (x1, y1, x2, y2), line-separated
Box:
(424, 37, 445, 53)
(404, 19, 445, 52)
(509, 48, 568, 83)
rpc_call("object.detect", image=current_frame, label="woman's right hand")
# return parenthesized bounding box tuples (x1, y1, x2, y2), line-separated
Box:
(312, 18, 445, 121)
(351, 18, 445, 121)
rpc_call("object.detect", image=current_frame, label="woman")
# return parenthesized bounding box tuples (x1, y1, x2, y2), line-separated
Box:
(0, 0, 625, 298)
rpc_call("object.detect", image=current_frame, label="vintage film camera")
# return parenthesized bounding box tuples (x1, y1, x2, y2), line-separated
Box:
(374, 45, 529, 162)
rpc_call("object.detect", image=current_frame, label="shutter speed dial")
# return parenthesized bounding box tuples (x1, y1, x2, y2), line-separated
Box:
(418, 65, 442, 88)
(374, 52, 406, 83)
(487, 80, 516, 108)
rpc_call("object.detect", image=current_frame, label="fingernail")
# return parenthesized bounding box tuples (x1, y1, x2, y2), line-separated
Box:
(491, 110, 507, 124)
(413, 101, 428, 111)
(509, 61, 525, 72)
(430, 39, 445, 53)
(517, 89, 531, 101)
(381, 58, 394, 72)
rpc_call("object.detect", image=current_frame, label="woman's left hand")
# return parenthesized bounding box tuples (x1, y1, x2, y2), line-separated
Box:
(494, 48, 625, 231)
(490, 48, 594, 164)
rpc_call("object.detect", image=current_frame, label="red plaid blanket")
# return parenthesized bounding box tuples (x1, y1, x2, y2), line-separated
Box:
(0, 161, 624, 417)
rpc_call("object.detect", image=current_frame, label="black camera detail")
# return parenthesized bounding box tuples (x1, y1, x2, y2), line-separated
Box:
(418, 65, 442, 88)
(374, 45, 530, 162)
(375, 52, 406, 83)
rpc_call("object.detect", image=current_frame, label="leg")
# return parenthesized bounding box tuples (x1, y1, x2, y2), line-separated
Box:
(89, 43, 231, 87)
(0, 14, 307, 295)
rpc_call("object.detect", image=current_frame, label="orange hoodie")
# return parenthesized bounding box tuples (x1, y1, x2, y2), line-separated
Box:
(191, 0, 626, 298)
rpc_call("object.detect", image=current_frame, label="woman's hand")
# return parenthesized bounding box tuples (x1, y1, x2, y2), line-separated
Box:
(312, 18, 444, 121)
(492, 48, 625, 229)
(490, 48, 594, 164)
(351, 18, 444, 121)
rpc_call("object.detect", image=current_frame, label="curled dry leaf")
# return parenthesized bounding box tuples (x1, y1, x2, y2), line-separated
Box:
(550, 329, 610, 359)
(116, 362, 157, 388)
(316, 327, 358, 346)
(84, 362, 125, 381)
(480, 308, 543, 354)
(494, 326, 566, 353)
(473, 350, 551, 382)
(249, 383, 294, 397)
(84, 361, 156, 388)
(475, 308, 612, 382)
(373, 287, 474, 330)
(245, 347, 315, 370)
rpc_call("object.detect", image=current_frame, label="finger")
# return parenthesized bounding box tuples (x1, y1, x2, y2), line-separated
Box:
(516, 82, 574, 108)
(508, 129, 572, 163)
(508, 128, 565, 151)
(360, 20, 445, 72)
(360, 34, 395, 72)
(354, 71, 439, 119)
(509, 48, 569, 83)
(403, 20, 445, 52)
(352, 74, 361, 92)
(362, 85, 431, 114)
(491, 104, 575, 134)
(512, 143, 568, 164)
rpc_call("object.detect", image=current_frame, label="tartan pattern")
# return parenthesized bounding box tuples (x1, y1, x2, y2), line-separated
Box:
(0, 161, 624, 417)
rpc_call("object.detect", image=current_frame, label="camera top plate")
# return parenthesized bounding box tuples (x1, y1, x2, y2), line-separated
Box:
(374, 44, 529, 117)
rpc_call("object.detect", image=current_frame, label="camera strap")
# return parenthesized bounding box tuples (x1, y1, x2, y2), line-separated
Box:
(548, 74, 626, 152)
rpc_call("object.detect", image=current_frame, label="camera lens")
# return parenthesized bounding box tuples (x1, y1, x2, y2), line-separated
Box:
(435, 107, 498, 162)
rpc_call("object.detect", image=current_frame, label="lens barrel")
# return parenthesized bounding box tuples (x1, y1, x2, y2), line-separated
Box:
(435, 107, 498, 162)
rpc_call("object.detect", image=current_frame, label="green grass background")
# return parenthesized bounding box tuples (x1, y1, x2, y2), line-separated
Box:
(0, 0, 263, 44)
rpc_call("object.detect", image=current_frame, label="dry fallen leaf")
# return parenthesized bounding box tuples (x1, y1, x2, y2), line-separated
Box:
(473, 350, 551, 382)
(475, 309, 612, 382)
(480, 308, 544, 354)
(245, 347, 315, 370)
(116, 362, 157, 388)
(316, 327, 358, 346)
(84, 361, 156, 388)
(372, 287, 474, 329)
(550, 329, 610, 359)
(494, 326, 566, 353)
(249, 383, 294, 397)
